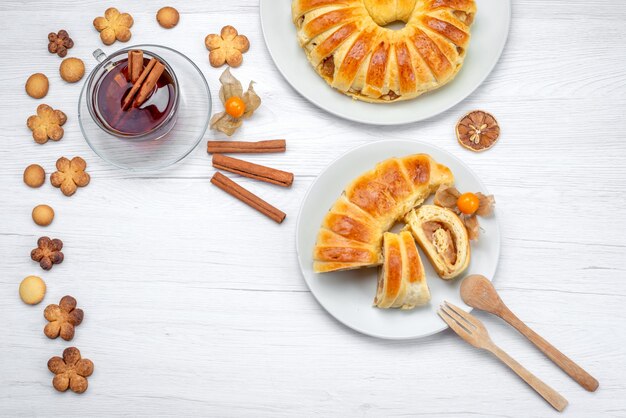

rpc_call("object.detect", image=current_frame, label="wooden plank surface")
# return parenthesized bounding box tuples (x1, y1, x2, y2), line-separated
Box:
(1, 0, 625, 416)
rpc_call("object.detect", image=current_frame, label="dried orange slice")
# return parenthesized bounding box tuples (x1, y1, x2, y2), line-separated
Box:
(456, 110, 500, 152)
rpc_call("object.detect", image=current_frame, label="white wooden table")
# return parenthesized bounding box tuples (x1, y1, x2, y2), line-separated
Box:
(1, 1, 625, 416)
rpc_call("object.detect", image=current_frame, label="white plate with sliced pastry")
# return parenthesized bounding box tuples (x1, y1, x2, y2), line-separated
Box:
(260, 0, 511, 125)
(296, 140, 500, 339)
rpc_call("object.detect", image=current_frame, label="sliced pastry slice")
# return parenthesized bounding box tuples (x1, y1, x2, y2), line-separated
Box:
(374, 231, 430, 310)
(405, 205, 470, 280)
(313, 154, 454, 273)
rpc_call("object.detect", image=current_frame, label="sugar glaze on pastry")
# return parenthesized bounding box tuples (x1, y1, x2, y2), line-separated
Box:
(405, 205, 470, 279)
(313, 154, 454, 273)
(292, 0, 476, 103)
(374, 231, 431, 309)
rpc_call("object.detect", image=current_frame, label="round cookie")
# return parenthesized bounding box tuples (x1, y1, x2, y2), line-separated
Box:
(25, 73, 49, 99)
(19, 275, 46, 305)
(59, 57, 85, 83)
(157, 7, 180, 28)
(32, 204, 55, 226)
(24, 164, 45, 188)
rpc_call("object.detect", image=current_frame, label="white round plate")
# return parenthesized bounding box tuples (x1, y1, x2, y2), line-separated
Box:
(296, 140, 500, 339)
(261, 0, 511, 125)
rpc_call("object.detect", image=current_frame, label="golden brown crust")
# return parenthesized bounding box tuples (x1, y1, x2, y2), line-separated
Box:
(409, 28, 452, 81)
(395, 42, 416, 94)
(375, 231, 430, 309)
(313, 154, 454, 273)
(421, 16, 468, 45)
(365, 40, 390, 90)
(401, 231, 422, 283)
(335, 29, 378, 90)
(304, 7, 360, 38)
(314, 23, 358, 65)
(429, 0, 475, 11)
(293, 0, 475, 102)
(384, 235, 403, 299)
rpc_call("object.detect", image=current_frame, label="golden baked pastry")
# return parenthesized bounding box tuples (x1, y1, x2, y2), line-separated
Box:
(405, 205, 469, 279)
(292, 0, 476, 103)
(313, 154, 454, 273)
(374, 231, 430, 309)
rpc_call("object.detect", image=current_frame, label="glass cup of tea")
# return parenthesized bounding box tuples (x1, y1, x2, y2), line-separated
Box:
(86, 48, 180, 141)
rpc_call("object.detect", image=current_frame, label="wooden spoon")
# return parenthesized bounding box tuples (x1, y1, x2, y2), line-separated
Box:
(460, 274, 599, 392)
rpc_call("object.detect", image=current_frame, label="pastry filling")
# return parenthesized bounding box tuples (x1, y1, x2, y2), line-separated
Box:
(320, 55, 335, 79)
(297, 14, 305, 29)
(422, 221, 457, 265)
(453, 11, 474, 25)
(381, 90, 400, 101)
(374, 268, 384, 304)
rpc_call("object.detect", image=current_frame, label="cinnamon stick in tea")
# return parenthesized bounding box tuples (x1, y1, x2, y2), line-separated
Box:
(211, 172, 286, 224)
(207, 140, 286, 154)
(128, 50, 144, 83)
(122, 58, 157, 110)
(212, 154, 294, 187)
(133, 61, 165, 107)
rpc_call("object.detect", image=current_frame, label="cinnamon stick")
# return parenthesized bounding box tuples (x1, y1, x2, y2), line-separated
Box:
(207, 140, 286, 154)
(133, 61, 165, 107)
(122, 58, 157, 110)
(211, 172, 286, 224)
(128, 50, 144, 83)
(212, 154, 294, 187)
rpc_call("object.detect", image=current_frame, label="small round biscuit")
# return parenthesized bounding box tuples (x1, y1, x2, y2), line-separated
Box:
(32, 204, 55, 226)
(59, 57, 85, 83)
(19, 275, 47, 305)
(24, 164, 46, 188)
(25, 73, 49, 99)
(157, 7, 179, 29)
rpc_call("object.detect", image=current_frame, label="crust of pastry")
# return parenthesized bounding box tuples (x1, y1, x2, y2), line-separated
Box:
(313, 154, 454, 273)
(404, 205, 470, 279)
(292, 0, 476, 103)
(374, 231, 430, 309)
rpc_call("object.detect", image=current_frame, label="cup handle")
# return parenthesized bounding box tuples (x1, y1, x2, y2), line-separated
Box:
(93, 49, 107, 63)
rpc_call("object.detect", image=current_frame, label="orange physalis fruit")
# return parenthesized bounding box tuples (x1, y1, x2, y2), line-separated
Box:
(457, 192, 480, 215)
(225, 96, 246, 119)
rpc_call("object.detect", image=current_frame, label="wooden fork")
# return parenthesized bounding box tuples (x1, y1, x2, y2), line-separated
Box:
(438, 301, 568, 412)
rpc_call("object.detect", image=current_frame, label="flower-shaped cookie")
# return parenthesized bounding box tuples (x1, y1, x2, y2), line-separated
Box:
(48, 30, 74, 57)
(93, 7, 134, 45)
(434, 185, 495, 240)
(48, 347, 94, 394)
(210, 69, 261, 136)
(50, 156, 90, 196)
(44, 295, 84, 341)
(27, 104, 67, 144)
(205, 25, 250, 67)
(31, 236, 64, 271)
